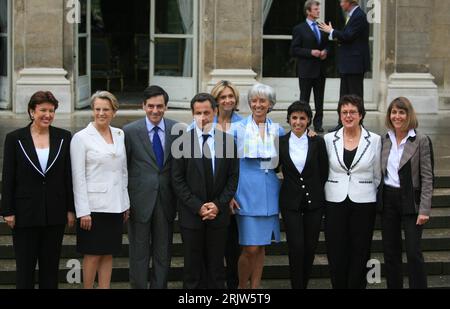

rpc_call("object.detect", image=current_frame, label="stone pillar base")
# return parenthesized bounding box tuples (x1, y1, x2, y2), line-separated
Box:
(207, 69, 258, 114)
(15, 68, 72, 114)
(386, 73, 438, 114)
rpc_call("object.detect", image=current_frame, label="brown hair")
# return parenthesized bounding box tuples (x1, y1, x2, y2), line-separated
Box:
(385, 97, 419, 131)
(304, 0, 321, 17)
(27, 91, 59, 120)
(337, 94, 366, 125)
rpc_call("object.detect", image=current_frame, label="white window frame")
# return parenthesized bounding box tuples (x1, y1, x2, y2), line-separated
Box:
(261, 0, 379, 110)
(0, 0, 12, 109)
(75, 0, 91, 109)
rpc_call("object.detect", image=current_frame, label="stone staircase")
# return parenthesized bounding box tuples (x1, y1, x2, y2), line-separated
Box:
(1, 177, 450, 289)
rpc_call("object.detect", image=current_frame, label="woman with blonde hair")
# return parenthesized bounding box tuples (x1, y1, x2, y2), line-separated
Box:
(71, 91, 130, 289)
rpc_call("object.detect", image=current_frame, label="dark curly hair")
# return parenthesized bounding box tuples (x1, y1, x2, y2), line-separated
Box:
(27, 91, 59, 120)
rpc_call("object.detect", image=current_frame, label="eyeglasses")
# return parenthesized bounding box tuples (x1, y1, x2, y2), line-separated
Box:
(340, 111, 359, 117)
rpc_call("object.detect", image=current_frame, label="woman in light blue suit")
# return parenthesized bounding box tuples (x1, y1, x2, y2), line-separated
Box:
(230, 83, 285, 289)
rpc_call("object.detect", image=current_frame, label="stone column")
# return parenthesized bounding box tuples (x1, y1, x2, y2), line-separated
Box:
(385, 0, 438, 114)
(13, 0, 72, 113)
(201, 0, 261, 113)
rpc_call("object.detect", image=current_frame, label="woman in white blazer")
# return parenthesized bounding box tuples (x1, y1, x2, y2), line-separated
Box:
(71, 91, 130, 289)
(324, 95, 381, 289)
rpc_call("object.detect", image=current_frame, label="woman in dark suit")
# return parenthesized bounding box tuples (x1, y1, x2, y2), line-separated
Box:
(0, 91, 75, 289)
(279, 101, 329, 289)
(380, 97, 433, 289)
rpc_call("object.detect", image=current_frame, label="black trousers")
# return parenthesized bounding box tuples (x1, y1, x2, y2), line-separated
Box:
(299, 76, 326, 129)
(325, 198, 376, 289)
(339, 73, 364, 103)
(12, 225, 65, 289)
(181, 225, 227, 289)
(224, 215, 240, 289)
(282, 206, 324, 289)
(381, 186, 428, 289)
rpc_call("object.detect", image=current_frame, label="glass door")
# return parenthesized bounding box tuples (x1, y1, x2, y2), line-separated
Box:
(149, 0, 198, 106)
(76, 0, 91, 108)
(0, 0, 11, 109)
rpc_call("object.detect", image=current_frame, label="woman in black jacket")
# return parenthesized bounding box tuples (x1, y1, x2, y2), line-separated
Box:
(278, 101, 329, 289)
(0, 91, 75, 289)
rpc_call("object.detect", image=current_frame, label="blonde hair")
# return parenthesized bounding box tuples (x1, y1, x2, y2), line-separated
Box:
(211, 80, 240, 111)
(90, 91, 119, 111)
(386, 97, 419, 132)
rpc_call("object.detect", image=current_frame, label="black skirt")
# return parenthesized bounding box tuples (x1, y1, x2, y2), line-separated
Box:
(76, 212, 124, 255)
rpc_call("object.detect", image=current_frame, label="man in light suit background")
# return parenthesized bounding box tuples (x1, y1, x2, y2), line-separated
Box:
(291, 0, 329, 133)
(319, 0, 370, 131)
(123, 85, 178, 289)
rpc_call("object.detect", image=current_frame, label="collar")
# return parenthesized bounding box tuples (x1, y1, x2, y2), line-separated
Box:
(306, 18, 317, 26)
(146, 117, 165, 133)
(388, 129, 416, 144)
(349, 5, 359, 17)
(290, 131, 308, 143)
(195, 123, 215, 140)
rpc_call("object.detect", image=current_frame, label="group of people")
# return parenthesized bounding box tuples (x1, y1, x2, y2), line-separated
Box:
(0, 77, 434, 290)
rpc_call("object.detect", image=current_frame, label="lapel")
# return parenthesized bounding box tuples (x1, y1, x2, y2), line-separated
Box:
(399, 135, 419, 170)
(381, 133, 392, 175)
(163, 119, 172, 165)
(304, 21, 320, 45)
(345, 6, 360, 29)
(213, 129, 224, 183)
(332, 127, 371, 172)
(191, 129, 206, 183)
(18, 125, 64, 177)
(283, 131, 311, 177)
(137, 119, 159, 170)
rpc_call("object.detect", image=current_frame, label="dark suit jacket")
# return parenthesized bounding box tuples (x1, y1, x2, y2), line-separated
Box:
(279, 132, 329, 212)
(0, 124, 75, 227)
(172, 129, 239, 230)
(379, 132, 433, 216)
(124, 118, 178, 223)
(291, 21, 329, 79)
(332, 6, 370, 74)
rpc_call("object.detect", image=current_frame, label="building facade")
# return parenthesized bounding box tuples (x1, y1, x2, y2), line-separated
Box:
(0, 0, 449, 114)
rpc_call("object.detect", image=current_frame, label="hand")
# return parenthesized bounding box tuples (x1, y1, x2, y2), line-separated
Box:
(320, 50, 328, 60)
(202, 202, 219, 221)
(416, 215, 430, 226)
(318, 21, 333, 34)
(229, 198, 241, 215)
(307, 129, 317, 138)
(80, 215, 92, 231)
(3, 215, 15, 229)
(198, 205, 209, 217)
(123, 210, 130, 223)
(67, 212, 76, 228)
(311, 49, 321, 58)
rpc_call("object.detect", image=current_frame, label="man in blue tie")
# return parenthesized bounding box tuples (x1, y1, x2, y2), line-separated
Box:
(123, 85, 178, 289)
(291, 0, 329, 133)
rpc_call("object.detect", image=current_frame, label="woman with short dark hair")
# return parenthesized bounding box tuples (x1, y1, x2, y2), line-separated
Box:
(279, 101, 329, 289)
(0, 91, 75, 289)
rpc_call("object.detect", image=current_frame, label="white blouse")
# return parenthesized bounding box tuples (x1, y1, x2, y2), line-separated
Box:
(35, 147, 49, 172)
(289, 132, 309, 174)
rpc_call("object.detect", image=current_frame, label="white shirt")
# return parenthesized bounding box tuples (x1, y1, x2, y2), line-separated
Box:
(289, 132, 308, 174)
(329, 5, 359, 40)
(306, 18, 321, 42)
(195, 125, 216, 174)
(146, 117, 165, 151)
(384, 129, 417, 188)
(36, 147, 49, 172)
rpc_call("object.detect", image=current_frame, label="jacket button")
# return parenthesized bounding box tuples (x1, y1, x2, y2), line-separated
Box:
(300, 178, 304, 181)
(302, 185, 306, 189)
(308, 200, 312, 204)
(306, 193, 310, 196)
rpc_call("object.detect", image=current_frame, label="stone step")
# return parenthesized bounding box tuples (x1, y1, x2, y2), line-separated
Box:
(1, 228, 450, 258)
(0, 252, 449, 285)
(1, 276, 450, 289)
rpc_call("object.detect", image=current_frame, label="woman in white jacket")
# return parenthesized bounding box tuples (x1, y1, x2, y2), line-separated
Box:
(71, 91, 130, 289)
(324, 95, 381, 289)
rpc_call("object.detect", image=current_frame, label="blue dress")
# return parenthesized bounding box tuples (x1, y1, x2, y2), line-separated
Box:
(231, 116, 285, 246)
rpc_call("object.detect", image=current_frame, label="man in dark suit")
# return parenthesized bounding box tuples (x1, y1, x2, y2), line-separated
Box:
(291, 0, 329, 133)
(319, 0, 370, 130)
(172, 93, 239, 289)
(124, 86, 178, 289)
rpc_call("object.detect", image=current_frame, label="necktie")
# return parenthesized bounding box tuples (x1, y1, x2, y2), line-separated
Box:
(152, 126, 164, 169)
(202, 134, 214, 201)
(312, 22, 321, 43)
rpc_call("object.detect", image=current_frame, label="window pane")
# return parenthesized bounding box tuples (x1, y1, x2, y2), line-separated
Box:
(264, 0, 306, 35)
(78, 37, 87, 76)
(263, 39, 296, 78)
(0, 0, 7, 33)
(79, 0, 87, 34)
(155, 0, 193, 34)
(154, 38, 192, 77)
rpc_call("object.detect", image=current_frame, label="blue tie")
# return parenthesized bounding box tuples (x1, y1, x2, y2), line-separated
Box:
(312, 22, 321, 43)
(152, 126, 164, 169)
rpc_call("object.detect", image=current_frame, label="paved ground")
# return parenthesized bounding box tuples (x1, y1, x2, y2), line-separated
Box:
(0, 109, 449, 175)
